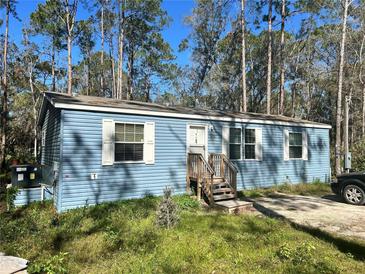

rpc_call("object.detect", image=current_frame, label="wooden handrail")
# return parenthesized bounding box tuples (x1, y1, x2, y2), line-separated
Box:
(209, 153, 237, 198)
(187, 153, 214, 203)
(187, 153, 214, 178)
(187, 153, 237, 202)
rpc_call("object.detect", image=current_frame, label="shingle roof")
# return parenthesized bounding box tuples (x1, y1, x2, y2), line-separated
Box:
(42, 92, 331, 128)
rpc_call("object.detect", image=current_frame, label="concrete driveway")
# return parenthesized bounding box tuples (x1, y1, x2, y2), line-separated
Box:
(251, 193, 365, 241)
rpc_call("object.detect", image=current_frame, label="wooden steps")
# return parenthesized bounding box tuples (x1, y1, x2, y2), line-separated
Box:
(211, 179, 235, 202)
(213, 193, 236, 201)
(187, 153, 239, 207)
(212, 187, 232, 194)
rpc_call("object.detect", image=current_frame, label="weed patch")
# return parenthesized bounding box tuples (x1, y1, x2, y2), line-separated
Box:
(0, 195, 364, 273)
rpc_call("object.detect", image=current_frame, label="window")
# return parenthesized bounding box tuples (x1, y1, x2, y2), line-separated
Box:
(289, 132, 303, 159)
(228, 128, 261, 160)
(229, 128, 241, 160)
(244, 129, 256, 159)
(115, 123, 144, 162)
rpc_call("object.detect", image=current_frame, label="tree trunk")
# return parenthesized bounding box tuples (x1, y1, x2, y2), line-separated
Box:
(51, 42, 56, 92)
(241, 0, 247, 112)
(65, 1, 77, 96)
(266, 0, 272, 114)
(109, 38, 116, 98)
(117, 0, 125, 100)
(279, 0, 286, 115)
(100, 3, 105, 97)
(127, 49, 134, 100)
(335, 0, 349, 176)
(1, 0, 9, 169)
(29, 66, 38, 159)
(291, 82, 296, 118)
(67, 33, 72, 95)
(87, 51, 91, 96)
(362, 85, 365, 137)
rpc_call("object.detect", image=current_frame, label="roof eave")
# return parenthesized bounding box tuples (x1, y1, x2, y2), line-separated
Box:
(52, 102, 332, 129)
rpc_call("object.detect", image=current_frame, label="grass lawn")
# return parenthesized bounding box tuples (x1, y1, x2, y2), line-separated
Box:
(1, 190, 365, 274)
(239, 181, 333, 198)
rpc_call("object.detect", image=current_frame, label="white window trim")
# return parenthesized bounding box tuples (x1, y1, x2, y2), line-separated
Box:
(285, 130, 308, 161)
(113, 121, 146, 164)
(228, 127, 262, 161)
(243, 128, 257, 161)
(186, 124, 209, 159)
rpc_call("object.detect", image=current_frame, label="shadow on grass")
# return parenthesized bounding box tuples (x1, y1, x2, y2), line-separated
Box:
(292, 223, 365, 261)
(252, 201, 365, 261)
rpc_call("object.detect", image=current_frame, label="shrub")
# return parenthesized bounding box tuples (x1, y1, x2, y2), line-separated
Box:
(6, 186, 18, 211)
(277, 242, 316, 265)
(351, 139, 365, 171)
(156, 187, 179, 229)
(173, 194, 200, 211)
(28, 252, 68, 274)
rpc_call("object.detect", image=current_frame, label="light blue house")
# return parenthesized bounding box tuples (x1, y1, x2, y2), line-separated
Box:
(37, 92, 331, 212)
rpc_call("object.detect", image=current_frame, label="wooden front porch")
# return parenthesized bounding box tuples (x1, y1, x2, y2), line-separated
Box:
(186, 153, 238, 205)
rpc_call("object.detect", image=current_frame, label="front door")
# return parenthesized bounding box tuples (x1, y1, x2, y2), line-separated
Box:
(188, 125, 207, 158)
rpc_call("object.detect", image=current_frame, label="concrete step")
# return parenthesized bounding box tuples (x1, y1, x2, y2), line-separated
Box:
(214, 199, 253, 214)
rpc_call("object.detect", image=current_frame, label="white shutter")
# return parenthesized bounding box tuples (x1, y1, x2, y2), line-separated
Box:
(302, 130, 308, 160)
(255, 128, 263, 161)
(284, 129, 289, 161)
(222, 126, 230, 157)
(144, 122, 155, 164)
(102, 119, 114, 165)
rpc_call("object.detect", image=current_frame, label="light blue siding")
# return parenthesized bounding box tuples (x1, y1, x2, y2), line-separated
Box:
(56, 109, 330, 212)
(40, 102, 61, 207)
(41, 102, 61, 166)
(227, 124, 330, 189)
(14, 187, 53, 206)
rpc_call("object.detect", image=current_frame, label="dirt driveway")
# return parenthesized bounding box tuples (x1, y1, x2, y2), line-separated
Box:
(251, 193, 365, 241)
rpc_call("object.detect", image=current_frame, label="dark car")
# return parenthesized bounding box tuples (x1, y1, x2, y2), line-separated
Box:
(331, 172, 365, 205)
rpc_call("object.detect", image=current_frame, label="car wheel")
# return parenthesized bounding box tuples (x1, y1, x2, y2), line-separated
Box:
(343, 185, 365, 205)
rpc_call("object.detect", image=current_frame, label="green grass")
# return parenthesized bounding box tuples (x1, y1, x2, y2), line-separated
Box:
(1, 193, 364, 274)
(240, 181, 333, 198)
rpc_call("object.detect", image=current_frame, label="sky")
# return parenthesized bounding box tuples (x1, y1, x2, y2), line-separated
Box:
(2, 0, 195, 66)
(1, 0, 309, 68)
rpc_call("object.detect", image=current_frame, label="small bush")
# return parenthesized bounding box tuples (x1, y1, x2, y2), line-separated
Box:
(6, 186, 18, 211)
(351, 139, 365, 171)
(276, 242, 339, 273)
(277, 242, 316, 264)
(156, 187, 179, 229)
(28, 252, 68, 274)
(173, 194, 200, 211)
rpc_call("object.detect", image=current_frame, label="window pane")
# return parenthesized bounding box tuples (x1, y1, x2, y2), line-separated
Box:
(135, 133, 144, 142)
(125, 124, 135, 142)
(115, 124, 125, 142)
(245, 144, 255, 159)
(115, 144, 143, 161)
(115, 143, 126, 161)
(135, 124, 144, 134)
(230, 128, 241, 143)
(134, 144, 143, 160)
(230, 144, 241, 159)
(289, 146, 302, 159)
(289, 132, 302, 146)
(245, 129, 255, 144)
(135, 125, 144, 142)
